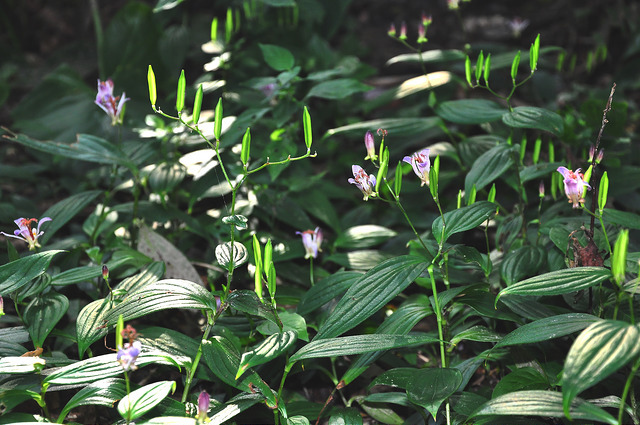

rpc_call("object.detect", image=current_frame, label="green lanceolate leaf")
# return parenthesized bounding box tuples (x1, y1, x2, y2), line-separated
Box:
(58, 378, 127, 423)
(44, 352, 184, 385)
(23, 291, 68, 348)
(0, 356, 46, 374)
(201, 337, 278, 408)
(228, 290, 282, 329)
(0, 250, 63, 294)
(40, 190, 101, 244)
(502, 106, 564, 136)
(103, 279, 219, 326)
(259, 43, 295, 71)
(464, 143, 516, 196)
(500, 245, 547, 286)
(289, 334, 438, 363)
(342, 295, 434, 386)
(297, 271, 362, 315)
(436, 99, 506, 124)
(209, 393, 264, 424)
(496, 267, 611, 304)
(495, 313, 601, 348)
(335, 225, 397, 249)
(315, 256, 428, 340)
(470, 391, 617, 425)
(6, 132, 137, 171)
(118, 381, 176, 421)
(237, 331, 297, 378)
(432, 201, 496, 245)
(306, 79, 372, 100)
(406, 368, 463, 419)
(76, 298, 115, 358)
(562, 320, 640, 418)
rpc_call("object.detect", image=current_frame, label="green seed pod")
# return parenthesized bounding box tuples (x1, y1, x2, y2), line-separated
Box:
(192, 84, 203, 125)
(241, 128, 251, 166)
(303, 106, 312, 149)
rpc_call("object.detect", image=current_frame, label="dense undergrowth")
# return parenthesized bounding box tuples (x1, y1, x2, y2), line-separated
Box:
(1, 0, 640, 424)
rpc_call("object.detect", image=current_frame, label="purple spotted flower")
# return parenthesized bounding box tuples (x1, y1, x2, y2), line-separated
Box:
(557, 166, 591, 208)
(1, 217, 52, 251)
(403, 148, 431, 186)
(95, 79, 129, 125)
(117, 341, 142, 371)
(296, 227, 323, 259)
(348, 165, 377, 201)
(197, 390, 210, 422)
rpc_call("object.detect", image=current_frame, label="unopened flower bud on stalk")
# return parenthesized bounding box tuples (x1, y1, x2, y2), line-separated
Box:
(399, 22, 407, 40)
(388, 23, 396, 37)
(421, 12, 432, 26)
(588, 145, 596, 163)
(364, 131, 377, 161)
(102, 265, 109, 280)
(197, 390, 210, 423)
(596, 149, 604, 164)
(539, 181, 545, 198)
(0, 296, 4, 317)
(417, 25, 427, 43)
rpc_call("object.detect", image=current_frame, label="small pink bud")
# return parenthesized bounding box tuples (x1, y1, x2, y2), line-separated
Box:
(102, 265, 109, 280)
(388, 23, 396, 37)
(364, 131, 377, 161)
(399, 22, 407, 40)
(0, 296, 4, 317)
(596, 149, 604, 164)
(539, 181, 545, 198)
(417, 25, 427, 43)
(421, 12, 432, 26)
(588, 145, 595, 162)
(197, 391, 210, 421)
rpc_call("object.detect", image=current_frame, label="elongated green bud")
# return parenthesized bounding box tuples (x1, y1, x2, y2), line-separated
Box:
(475, 51, 484, 84)
(598, 171, 608, 215)
(465, 56, 473, 87)
(532, 137, 542, 164)
(267, 261, 277, 300)
(264, 239, 273, 274)
(303, 106, 312, 150)
(375, 147, 389, 193)
(511, 51, 521, 82)
(467, 184, 477, 205)
(429, 155, 440, 201)
(488, 183, 496, 203)
(483, 54, 491, 85)
(214, 98, 223, 141)
(147, 65, 157, 109)
(241, 128, 251, 166)
(211, 17, 218, 42)
(116, 315, 124, 349)
(394, 161, 403, 197)
(612, 229, 629, 287)
(176, 69, 186, 113)
(530, 33, 540, 72)
(193, 84, 203, 125)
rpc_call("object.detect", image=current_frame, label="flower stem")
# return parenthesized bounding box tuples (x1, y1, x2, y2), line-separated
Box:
(182, 320, 213, 403)
(427, 264, 450, 425)
(619, 355, 640, 424)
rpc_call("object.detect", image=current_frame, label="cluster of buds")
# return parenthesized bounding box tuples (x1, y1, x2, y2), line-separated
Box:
(1, 217, 52, 251)
(117, 324, 142, 372)
(389, 12, 432, 44)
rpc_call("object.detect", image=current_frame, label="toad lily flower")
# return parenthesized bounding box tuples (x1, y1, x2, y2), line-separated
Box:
(95, 79, 129, 125)
(348, 165, 377, 201)
(557, 166, 591, 208)
(296, 227, 323, 259)
(1, 217, 52, 251)
(117, 340, 142, 371)
(403, 148, 431, 186)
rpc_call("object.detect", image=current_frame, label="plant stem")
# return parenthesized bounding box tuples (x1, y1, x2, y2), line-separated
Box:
(427, 265, 450, 425)
(123, 370, 131, 424)
(182, 320, 213, 403)
(309, 257, 315, 286)
(618, 355, 640, 425)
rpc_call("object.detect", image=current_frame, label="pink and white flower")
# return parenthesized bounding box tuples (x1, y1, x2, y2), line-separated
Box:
(403, 148, 431, 186)
(348, 165, 377, 201)
(557, 166, 591, 208)
(1, 217, 52, 251)
(95, 79, 129, 125)
(296, 227, 323, 259)
(117, 340, 142, 371)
